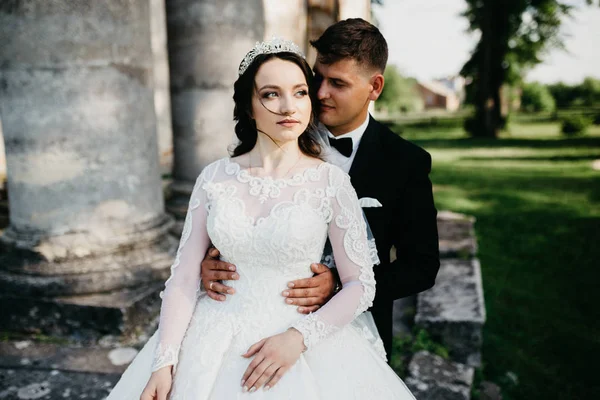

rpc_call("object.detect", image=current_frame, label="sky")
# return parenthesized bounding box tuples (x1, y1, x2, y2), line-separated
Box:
(372, 0, 600, 84)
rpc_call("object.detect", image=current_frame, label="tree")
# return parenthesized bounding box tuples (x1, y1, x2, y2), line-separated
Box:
(521, 82, 556, 112)
(376, 65, 422, 113)
(547, 77, 600, 108)
(579, 77, 600, 107)
(547, 82, 579, 108)
(461, 0, 598, 138)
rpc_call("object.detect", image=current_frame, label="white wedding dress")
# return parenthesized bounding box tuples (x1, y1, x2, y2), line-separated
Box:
(107, 157, 415, 399)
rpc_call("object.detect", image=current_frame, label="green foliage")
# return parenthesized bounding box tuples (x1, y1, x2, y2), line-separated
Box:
(390, 328, 450, 377)
(548, 77, 600, 108)
(521, 82, 555, 112)
(547, 82, 580, 108)
(579, 77, 600, 106)
(561, 115, 591, 136)
(594, 112, 600, 125)
(411, 329, 449, 358)
(376, 65, 422, 113)
(470, 367, 485, 400)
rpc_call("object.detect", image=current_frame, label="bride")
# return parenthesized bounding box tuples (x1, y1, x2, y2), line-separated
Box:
(107, 38, 415, 399)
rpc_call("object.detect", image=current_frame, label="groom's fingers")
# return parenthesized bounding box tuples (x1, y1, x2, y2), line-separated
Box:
(285, 296, 320, 306)
(283, 287, 319, 298)
(310, 263, 329, 274)
(208, 281, 235, 295)
(287, 276, 318, 289)
(206, 289, 226, 302)
(297, 305, 319, 314)
(203, 265, 238, 281)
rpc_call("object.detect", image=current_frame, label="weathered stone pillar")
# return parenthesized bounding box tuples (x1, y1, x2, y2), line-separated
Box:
(0, 0, 175, 337)
(151, 0, 174, 175)
(263, 0, 307, 51)
(338, 0, 371, 21)
(307, 0, 339, 66)
(166, 0, 264, 228)
(0, 119, 7, 231)
(0, 119, 6, 181)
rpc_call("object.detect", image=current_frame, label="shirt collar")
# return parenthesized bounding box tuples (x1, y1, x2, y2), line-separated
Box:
(324, 114, 370, 150)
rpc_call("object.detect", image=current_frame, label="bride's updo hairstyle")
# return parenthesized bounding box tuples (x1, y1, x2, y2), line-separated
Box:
(231, 49, 322, 158)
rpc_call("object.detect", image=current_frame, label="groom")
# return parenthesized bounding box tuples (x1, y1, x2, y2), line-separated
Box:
(200, 18, 440, 357)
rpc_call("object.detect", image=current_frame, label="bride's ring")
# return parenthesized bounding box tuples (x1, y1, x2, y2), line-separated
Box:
(209, 282, 214, 291)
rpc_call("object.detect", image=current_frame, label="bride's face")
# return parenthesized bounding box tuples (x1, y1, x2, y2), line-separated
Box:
(252, 58, 312, 144)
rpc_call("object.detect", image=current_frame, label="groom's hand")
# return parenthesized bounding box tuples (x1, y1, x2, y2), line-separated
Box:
(283, 263, 336, 314)
(201, 247, 239, 301)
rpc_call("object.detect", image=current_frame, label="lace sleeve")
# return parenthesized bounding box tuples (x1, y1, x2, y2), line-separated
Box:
(152, 168, 212, 372)
(292, 165, 376, 349)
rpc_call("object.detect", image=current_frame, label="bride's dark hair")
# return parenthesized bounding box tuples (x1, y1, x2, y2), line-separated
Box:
(230, 52, 322, 158)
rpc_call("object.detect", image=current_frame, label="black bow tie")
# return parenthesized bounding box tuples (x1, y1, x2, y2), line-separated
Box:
(329, 137, 353, 157)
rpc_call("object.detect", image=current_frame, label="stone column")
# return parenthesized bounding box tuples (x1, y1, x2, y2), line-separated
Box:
(166, 0, 264, 228)
(0, 119, 5, 181)
(0, 0, 175, 337)
(338, 0, 371, 21)
(151, 0, 174, 175)
(263, 0, 308, 51)
(0, 119, 7, 231)
(307, 0, 339, 66)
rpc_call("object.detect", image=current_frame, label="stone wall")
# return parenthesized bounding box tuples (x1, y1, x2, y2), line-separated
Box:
(404, 211, 487, 400)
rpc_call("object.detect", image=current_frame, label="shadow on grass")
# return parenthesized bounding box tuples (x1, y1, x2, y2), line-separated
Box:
(461, 155, 600, 162)
(411, 137, 600, 150)
(432, 167, 600, 399)
(391, 122, 600, 398)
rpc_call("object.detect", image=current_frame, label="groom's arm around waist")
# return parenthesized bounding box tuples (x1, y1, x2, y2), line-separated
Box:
(374, 145, 440, 301)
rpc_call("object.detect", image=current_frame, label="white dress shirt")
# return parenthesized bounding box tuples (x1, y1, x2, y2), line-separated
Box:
(319, 114, 371, 173)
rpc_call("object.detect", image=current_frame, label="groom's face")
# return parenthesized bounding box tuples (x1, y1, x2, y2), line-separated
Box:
(313, 57, 374, 136)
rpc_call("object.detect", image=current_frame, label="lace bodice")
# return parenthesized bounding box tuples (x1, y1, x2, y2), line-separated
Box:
(152, 157, 377, 371)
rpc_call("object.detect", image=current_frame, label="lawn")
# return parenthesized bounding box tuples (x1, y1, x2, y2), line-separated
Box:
(390, 120, 600, 400)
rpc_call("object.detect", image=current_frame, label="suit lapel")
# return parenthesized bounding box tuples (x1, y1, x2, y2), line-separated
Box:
(349, 117, 382, 197)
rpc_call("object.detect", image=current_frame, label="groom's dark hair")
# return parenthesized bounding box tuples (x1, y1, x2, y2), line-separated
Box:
(310, 18, 388, 73)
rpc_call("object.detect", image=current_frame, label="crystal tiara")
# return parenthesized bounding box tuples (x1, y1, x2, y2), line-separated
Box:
(238, 37, 305, 76)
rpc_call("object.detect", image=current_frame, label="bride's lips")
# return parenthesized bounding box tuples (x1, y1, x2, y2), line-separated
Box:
(277, 118, 300, 128)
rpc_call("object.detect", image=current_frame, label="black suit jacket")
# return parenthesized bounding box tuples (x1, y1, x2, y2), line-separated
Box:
(348, 116, 440, 356)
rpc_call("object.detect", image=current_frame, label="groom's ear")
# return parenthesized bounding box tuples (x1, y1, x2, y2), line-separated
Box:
(368, 73, 385, 101)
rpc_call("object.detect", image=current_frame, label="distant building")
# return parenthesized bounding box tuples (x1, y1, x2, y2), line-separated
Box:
(416, 80, 462, 111)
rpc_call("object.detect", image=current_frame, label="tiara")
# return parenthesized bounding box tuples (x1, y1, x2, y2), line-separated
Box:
(238, 37, 305, 76)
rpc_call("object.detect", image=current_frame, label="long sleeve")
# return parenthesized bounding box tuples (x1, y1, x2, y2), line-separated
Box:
(374, 150, 440, 300)
(292, 166, 376, 349)
(152, 171, 211, 372)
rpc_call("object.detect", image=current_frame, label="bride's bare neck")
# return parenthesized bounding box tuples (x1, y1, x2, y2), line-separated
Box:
(251, 134, 302, 172)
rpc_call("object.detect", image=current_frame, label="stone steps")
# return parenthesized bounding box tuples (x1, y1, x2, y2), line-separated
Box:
(437, 210, 477, 258)
(414, 258, 486, 367)
(0, 283, 163, 342)
(0, 367, 120, 400)
(405, 351, 474, 400)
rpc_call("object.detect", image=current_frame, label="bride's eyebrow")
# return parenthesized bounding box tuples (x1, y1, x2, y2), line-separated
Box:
(258, 83, 308, 91)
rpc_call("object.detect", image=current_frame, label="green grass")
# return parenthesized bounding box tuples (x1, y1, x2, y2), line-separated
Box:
(390, 120, 600, 400)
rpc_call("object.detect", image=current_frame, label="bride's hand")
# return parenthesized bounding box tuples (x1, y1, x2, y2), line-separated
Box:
(241, 328, 306, 392)
(140, 366, 173, 400)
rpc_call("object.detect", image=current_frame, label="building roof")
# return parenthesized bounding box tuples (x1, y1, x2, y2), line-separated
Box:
(418, 80, 456, 98)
